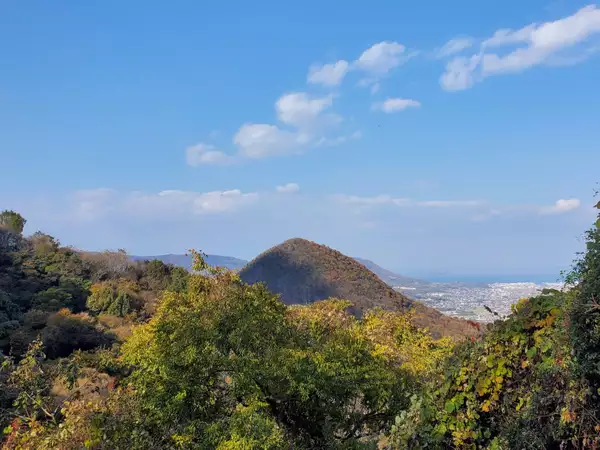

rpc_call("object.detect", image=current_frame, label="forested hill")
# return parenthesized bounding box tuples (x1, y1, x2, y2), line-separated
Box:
(239, 238, 477, 339)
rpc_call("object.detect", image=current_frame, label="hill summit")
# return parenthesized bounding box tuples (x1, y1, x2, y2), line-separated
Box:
(239, 238, 478, 339)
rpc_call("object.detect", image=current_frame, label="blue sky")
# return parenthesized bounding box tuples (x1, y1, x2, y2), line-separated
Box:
(1, 0, 599, 278)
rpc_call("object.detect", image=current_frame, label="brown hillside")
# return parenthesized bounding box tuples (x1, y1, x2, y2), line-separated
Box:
(239, 238, 478, 340)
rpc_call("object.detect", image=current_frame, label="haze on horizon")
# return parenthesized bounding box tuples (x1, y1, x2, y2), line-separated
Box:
(2, 1, 599, 277)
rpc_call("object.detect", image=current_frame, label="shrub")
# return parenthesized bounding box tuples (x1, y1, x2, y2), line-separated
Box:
(41, 310, 115, 359)
(87, 280, 141, 317)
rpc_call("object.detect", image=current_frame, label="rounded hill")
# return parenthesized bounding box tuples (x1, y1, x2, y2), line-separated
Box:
(239, 238, 478, 339)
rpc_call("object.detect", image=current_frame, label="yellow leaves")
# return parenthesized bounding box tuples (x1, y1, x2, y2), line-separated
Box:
(521, 360, 529, 369)
(560, 407, 576, 424)
(361, 308, 455, 378)
(535, 315, 555, 328)
(481, 401, 491, 412)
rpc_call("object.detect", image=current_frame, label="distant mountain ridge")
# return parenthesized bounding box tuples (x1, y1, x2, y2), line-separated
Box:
(130, 254, 247, 271)
(353, 257, 430, 287)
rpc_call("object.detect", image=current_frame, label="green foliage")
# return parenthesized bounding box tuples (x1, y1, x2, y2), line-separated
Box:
(138, 258, 190, 293)
(568, 199, 600, 390)
(3, 338, 56, 425)
(388, 291, 600, 449)
(32, 287, 75, 312)
(86, 279, 140, 317)
(0, 210, 26, 235)
(203, 402, 287, 449)
(95, 254, 413, 448)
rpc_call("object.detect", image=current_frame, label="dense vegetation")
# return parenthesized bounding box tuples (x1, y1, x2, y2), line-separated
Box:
(240, 238, 478, 339)
(1, 200, 599, 449)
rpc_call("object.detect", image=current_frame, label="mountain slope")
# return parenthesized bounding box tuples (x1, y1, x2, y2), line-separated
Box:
(353, 257, 430, 287)
(239, 238, 478, 339)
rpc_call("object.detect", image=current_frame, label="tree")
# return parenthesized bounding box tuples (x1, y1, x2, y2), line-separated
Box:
(0, 210, 26, 235)
(0, 211, 26, 251)
(87, 279, 141, 317)
(115, 253, 413, 448)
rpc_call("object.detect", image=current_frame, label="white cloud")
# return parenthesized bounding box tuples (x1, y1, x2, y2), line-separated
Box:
(355, 41, 409, 74)
(482, 25, 538, 48)
(233, 123, 302, 159)
(186, 143, 236, 166)
(275, 92, 335, 128)
(315, 130, 362, 147)
(540, 198, 581, 215)
(418, 200, 484, 208)
(353, 41, 417, 94)
(374, 98, 421, 113)
(440, 54, 482, 91)
(276, 183, 300, 194)
(437, 37, 474, 58)
(232, 92, 343, 159)
(334, 194, 584, 218)
(307, 60, 349, 86)
(441, 5, 600, 91)
(333, 195, 487, 210)
(331, 195, 410, 207)
(71, 188, 260, 221)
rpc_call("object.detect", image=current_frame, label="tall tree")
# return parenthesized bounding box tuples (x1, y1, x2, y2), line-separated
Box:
(0, 211, 26, 235)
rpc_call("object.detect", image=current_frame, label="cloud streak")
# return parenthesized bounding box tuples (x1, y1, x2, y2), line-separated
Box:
(373, 98, 421, 113)
(71, 188, 261, 221)
(436, 37, 474, 58)
(332, 194, 582, 218)
(440, 5, 600, 91)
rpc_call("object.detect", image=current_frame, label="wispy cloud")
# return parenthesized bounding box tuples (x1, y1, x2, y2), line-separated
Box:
(71, 188, 261, 221)
(276, 183, 300, 194)
(440, 5, 600, 91)
(539, 198, 581, 215)
(307, 60, 349, 87)
(333, 194, 582, 218)
(332, 194, 483, 210)
(436, 37, 474, 58)
(373, 98, 421, 113)
(186, 143, 237, 166)
(354, 41, 418, 92)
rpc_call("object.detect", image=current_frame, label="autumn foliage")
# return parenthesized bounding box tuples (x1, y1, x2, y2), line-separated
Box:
(1, 202, 600, 449)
